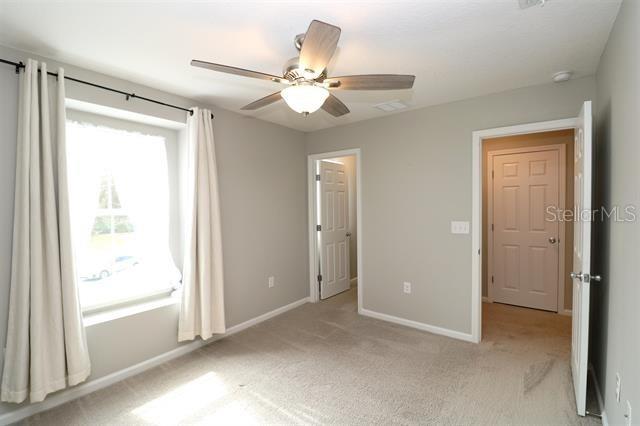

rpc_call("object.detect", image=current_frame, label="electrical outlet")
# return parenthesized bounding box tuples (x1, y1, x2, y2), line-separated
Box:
(403, 281, 411, 294)
(616, 373, 622, 402)
(268, 276, 275, 288)
(625, 400, 632, 426)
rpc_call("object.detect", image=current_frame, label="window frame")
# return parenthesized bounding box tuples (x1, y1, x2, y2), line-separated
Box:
(65, 106, 184, 315)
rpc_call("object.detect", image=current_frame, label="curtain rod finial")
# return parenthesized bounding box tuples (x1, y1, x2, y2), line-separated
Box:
(187, 110, 213, 119)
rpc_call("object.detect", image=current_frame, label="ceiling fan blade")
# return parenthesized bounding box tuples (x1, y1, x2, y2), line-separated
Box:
(299, 20, 341, 79)
(240, 91, 282, 110)
(322, 93, 350, 117)
(191, 60, 289, 84)
(324, 74, 415, 90)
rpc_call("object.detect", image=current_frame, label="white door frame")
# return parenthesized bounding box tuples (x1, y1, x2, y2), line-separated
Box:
(486, 144, 567, 312)
(308, 148, 363, 312)
(471, 118, 577, 343)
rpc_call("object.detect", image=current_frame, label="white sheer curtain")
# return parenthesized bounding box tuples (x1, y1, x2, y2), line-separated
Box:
(178, 108, 225, 341)
(66, 122, 181, 294)
(110, 131, 181, 286)
(1, 59, 91, 403)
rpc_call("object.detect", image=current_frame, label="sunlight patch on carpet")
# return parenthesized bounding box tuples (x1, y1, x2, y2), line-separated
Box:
(132, 372, 228, 424)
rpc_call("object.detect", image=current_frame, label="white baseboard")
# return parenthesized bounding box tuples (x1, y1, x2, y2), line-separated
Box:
(350, 277, 358, 287)
(482, 296, 491, 303)
(0, 296, 310, 426)
(588, 364, 608, 426)
(359, 308, 475, 343)
(225, 297, 310, 335)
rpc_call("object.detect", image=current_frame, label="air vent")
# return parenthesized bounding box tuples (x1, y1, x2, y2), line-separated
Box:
(373, 100, 408, 113)
(519, 0, 546, 9)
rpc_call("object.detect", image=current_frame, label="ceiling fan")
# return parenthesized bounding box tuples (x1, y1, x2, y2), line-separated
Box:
(191, 20, 415, 117)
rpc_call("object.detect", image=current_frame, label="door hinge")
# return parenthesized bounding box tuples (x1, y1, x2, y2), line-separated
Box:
(491, 224, 494, 231)
(315, 174, 321, 181)
(491, 275, 494, 283)
(492, 170, 494, 179)
(317, 274, 322, 283)
(316, 224, 322, 231)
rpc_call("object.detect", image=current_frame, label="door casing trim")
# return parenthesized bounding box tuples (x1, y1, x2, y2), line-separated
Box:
(307, 148, 362, 313)
(486, 144, 567, 313)
(471, 118, 577, 343)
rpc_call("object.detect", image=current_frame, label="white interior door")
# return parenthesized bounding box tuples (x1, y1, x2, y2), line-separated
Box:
(319, 160, 350, 299)
(571, 101, 593, 416)
(492, 148, 560, 311)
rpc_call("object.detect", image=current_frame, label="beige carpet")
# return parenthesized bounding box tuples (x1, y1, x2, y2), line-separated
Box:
(22, 289, 600, 425)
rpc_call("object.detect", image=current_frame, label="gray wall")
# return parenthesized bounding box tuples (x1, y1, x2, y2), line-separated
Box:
(592, 0, 639, 423)
(306, 77, 595, 334)
(0, 45, 308, 416)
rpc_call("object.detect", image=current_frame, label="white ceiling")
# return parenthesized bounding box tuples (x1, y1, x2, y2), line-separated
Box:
(0, 0, 620, 132)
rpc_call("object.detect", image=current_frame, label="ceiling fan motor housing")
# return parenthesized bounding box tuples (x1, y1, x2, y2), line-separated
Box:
(283, 57, 326, 82)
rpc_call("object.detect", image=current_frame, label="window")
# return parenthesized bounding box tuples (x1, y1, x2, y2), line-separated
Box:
(66, 110, 181, 312)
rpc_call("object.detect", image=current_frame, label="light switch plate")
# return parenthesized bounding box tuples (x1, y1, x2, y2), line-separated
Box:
(451, 221, 470, 234)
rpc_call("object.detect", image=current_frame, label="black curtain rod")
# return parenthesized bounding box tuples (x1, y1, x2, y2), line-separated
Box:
(0, 58, 213, 119)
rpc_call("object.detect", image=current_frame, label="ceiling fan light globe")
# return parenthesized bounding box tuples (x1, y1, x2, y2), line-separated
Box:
(281, 84, 329, 114)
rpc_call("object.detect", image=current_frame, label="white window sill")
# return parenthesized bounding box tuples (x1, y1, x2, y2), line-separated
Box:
(83, 293, 181, 327)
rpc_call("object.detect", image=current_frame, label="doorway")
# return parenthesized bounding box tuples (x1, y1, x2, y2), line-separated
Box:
(307, 149, 362, 308)
(471, 102, 596, 417)
(484, 131, 574, 313)
(471, 118, 579, 343)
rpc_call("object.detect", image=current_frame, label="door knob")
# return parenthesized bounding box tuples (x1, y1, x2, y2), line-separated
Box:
(346, 232, 352, 237)
(570, 272, 602, 283)
(548, 237, 557, 244)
